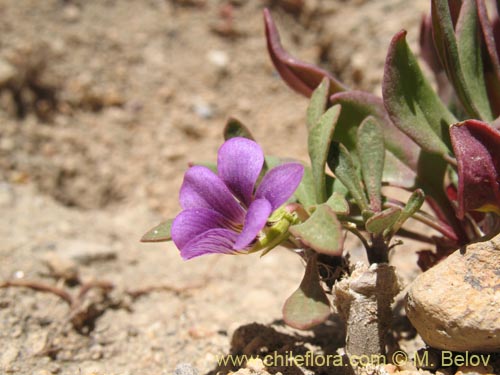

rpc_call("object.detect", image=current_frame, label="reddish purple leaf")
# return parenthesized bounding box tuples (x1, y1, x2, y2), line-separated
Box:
(263, 9, 347, 98)
(450, 120, 500, 218)
(420, 14, 443, 76)
(420, 14, 454, 102)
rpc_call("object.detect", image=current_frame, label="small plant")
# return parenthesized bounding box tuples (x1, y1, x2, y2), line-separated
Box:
(143, 0, 500, 362)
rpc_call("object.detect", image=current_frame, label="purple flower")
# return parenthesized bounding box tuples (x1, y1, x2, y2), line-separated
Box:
(171, 137, 304, 260)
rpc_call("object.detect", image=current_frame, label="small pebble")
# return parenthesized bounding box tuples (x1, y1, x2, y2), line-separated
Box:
(384, 364, 397, 374)
(174, 363, 199, 375)
(436, 368, 454, 375)
(42, 252, 79, 283)
(207, 49, 229, 70)
(456, 364, 495, 375)
(0, 58, 16, 86)
(1, 346, 19, 368)
(192, 98, 214, 119)
(246, 358, 266, 372)
(63, 5, 81, 22)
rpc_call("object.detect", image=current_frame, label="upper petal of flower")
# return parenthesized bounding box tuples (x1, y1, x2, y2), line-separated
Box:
(218, 137, 264, 207)
(171, 208, 235, 250)
(233, 198, 272, 250)
(179, 228, 240, 260)
(179, 166, 245, 223)
(255, 163, 304, 210)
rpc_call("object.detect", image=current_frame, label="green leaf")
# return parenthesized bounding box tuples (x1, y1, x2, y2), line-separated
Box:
(357, 117, 385, 212)
(282, 254, 331, 330)
(141, 219, 173, 242)
(308, 105, 341, 203)
(289, 204, 343, 256)
(330, 91, 418, 188)
(432, 0, 493, 120)
(223, 117, 256, 141)
(294, 166, 317, 208)
(389, 189, 426, 235)
(477, 0, 500, 116)
(456, 0, 493, 120)
(383, 30, 455, 157)
(306, 77, 330, 130)
(327, 142, 369, 211)
(325, 192, 349, 215)
(365, 207, 402, 235)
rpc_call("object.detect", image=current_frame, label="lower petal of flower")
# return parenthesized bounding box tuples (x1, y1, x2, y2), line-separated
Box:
(171, 208, 237, 250)
(179, 228, 241, 260)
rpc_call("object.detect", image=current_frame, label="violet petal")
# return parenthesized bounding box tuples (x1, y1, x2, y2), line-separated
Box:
(171, 208, 235, 250)
(234, 198, 272, 250)
(256, 163, 304, 210)
(218, 137, 264, 207)
(179, 166, 245, 223)
(179, 228, 240, 260)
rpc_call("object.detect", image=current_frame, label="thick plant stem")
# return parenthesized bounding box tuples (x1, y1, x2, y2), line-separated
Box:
(334, 263, 400, 359)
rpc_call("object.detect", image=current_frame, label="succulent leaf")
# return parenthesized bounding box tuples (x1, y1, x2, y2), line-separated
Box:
(295, 166, 317, 208)
(450, 119, 500, 218)
(306, 77, 330, 130)
(325, 192, 350, 215)
(263, 9, 347, 98)
(477, 0, 500, 117)
(289, 204, 343, 256)
(330, 92, 418, 188)
(383, 30, 455, 157)
(282, 254, 331, 330)
(357, 117, 385, 212)
(141, 219, 173, 242)
(389, 189, 426, 235)
(224, 117, 256, 141)
(456, 0, 493, 120)
(431, 0, 493, 120)
(327, 142, 369, 211)
(309, 105, 341, 203)
(366, 207, 402, 235)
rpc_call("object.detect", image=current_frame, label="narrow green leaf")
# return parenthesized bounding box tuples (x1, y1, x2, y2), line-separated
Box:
(141, 219, 173, 242)
(455, 0, 493, 120)
(223, 117, 256, 141)
(282, 254, 331, 330)
(330, 91, 418, 188)
(477, 0, 500, 116)
(431, 0, 492, 120)
(389, 189, 426, 235)
(383, 30, 455, 157)
(357, 117, 385, 212)
(327, 142, 369, 211)
(306, 77, 330, 130)
(308, 105, 341, 203)
(365, 207, 402, 235)
(325, 192, 350, 215)
(294, 166, 317, 208)
(289, 204, 343, 256)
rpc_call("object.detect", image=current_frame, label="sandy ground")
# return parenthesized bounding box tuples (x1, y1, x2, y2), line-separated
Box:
(0, 1, 449, 374)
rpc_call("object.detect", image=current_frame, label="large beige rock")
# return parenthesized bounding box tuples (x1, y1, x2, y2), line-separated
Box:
(405, 236, 500, 352)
